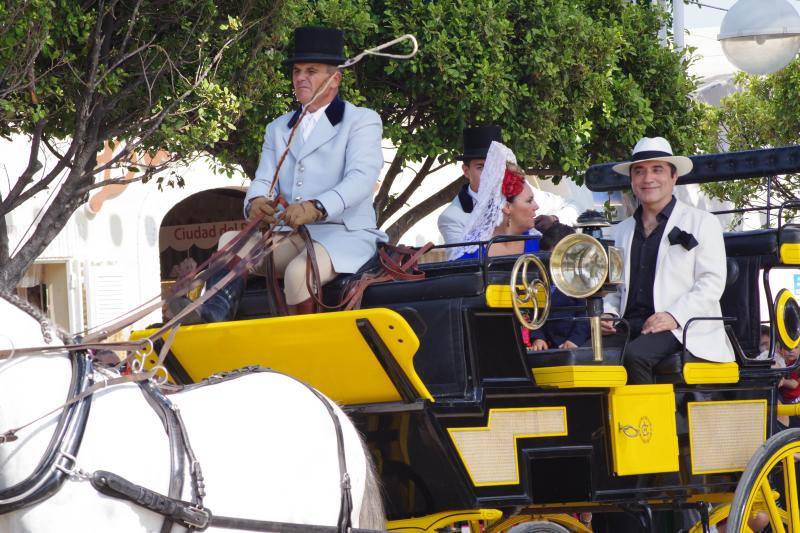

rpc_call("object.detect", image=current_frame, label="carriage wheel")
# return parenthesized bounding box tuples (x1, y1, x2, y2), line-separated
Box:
(506, 522, 570, 533)
(726, 428, 800, 532)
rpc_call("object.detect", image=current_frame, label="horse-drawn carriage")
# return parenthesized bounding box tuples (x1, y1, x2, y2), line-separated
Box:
(128, 145, 800, 532)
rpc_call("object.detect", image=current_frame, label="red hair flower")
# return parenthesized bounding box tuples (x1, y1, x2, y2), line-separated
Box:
(502, 167, 525, 200)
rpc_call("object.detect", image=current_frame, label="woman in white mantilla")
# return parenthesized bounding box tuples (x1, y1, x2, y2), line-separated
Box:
(449, 141, 541, 260)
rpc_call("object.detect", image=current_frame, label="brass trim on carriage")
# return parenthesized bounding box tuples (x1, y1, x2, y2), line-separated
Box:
(131, 308, 433, 406)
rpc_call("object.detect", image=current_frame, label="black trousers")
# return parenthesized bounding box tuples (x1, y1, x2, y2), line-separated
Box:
(604, 331, 683, 385)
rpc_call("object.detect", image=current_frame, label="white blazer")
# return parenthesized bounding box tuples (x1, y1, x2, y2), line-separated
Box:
(604, 199, 734, 362)
(438, 195, 471, 244)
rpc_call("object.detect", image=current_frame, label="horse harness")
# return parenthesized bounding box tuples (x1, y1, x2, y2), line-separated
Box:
(0, 353, 386, 532)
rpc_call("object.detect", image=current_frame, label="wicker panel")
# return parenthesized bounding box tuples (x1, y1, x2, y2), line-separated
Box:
(449, 407, 567, 486)
(688, 400, 767, 474)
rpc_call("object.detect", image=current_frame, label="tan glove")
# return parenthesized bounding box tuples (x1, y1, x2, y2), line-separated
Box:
(283, 201, 322, 229)
(248, 197, 278, 227)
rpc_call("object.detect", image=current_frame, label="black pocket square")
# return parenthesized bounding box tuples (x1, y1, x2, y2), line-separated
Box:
(668, 226, 698, 250)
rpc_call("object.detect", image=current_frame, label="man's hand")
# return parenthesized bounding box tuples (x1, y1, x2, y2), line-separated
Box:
(283, 201, 322, 229)
(641, 312, 678, 335)
(559, 340, 578, 349)
(534, 214, 558, 233)
(530, 339, 549, 351)
(248, 197, 277, 227)
(600, 313, 617, 335)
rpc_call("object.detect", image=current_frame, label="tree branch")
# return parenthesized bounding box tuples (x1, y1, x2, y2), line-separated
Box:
(0, 118, 46, 214)
(378, 155, 436, 226)
(383, 176, 467, 243)
(374, 153, 405, 215)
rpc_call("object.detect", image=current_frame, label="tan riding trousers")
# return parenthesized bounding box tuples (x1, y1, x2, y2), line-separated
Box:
(217, 230, 336, 305)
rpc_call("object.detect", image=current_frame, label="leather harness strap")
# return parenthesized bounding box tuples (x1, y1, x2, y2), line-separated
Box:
(88, 366, 380, 532)
(0, 351, 93, 513)
(301, 234, 434, 312)
(91, 470, 386, 533)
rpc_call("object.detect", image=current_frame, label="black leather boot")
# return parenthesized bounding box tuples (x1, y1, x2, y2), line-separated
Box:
(168, 268, 245, 324)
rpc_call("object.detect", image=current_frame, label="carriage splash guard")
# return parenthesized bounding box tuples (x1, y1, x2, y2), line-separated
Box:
(130, 308, 432, 406)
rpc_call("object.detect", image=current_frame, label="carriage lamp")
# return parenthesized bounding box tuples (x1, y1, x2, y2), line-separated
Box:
(718, 0, 800, 75)
(550, 234, 611, 362)
(550, 234, 609, 299)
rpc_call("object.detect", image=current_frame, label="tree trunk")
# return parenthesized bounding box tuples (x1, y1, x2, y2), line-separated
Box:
(377, 156, 436, 227)
(373, 153, 405, 217)
(384, 176, 466, 244)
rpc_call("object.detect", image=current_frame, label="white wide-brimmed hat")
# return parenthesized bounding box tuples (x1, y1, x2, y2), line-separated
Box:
(612, 136, 693, 177)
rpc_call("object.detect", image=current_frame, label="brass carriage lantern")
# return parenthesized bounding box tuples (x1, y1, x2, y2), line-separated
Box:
(549, 234, 624, 362)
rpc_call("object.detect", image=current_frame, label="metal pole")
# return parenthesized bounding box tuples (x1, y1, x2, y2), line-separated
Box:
(767, 175, 773, 227)
(657, 0, 669, 46)
(673, 0, 685, 50)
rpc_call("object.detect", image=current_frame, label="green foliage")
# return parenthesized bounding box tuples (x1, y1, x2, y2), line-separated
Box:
(207, 0, 709, 238)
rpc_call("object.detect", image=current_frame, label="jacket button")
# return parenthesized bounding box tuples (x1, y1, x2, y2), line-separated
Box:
(298, 165, 305, 173)
(296, 180, 303, 187)
(294, 196, 303, 202)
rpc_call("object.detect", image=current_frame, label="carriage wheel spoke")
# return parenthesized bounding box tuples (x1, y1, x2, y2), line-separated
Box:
(784, 455, 800, 533)
(762, 477, 788, 533)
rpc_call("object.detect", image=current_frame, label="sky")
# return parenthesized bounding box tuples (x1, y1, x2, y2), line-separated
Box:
(684, 0, 800, 28)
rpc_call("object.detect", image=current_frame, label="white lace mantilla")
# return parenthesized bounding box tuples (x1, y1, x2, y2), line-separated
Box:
(448, 141, 517, 259)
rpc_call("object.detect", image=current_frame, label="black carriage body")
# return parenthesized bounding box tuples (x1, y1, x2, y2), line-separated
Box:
(344, 234, 789, 519)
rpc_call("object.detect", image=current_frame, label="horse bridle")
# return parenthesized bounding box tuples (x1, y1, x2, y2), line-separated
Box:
(0, 354, 384, 532)
(0, 349, 93, 514)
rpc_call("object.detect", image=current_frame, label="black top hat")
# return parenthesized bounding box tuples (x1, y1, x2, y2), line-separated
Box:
(282, 26, 346, 67)
(457, 125, 503, 161)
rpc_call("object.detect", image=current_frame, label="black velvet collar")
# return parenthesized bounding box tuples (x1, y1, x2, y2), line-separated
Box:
(457, 182, 474, 213)
(287, 95, 345, 128)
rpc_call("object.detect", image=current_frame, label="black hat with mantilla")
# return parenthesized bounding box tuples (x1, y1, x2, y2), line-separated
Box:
(282, 26, 346, 67)
(457, 125, 503, 161)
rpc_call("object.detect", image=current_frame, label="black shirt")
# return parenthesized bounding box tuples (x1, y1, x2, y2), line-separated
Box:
(623, 196, 677, 337)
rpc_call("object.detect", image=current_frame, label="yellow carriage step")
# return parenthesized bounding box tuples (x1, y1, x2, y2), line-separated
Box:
(683, 362, 739, 384)
(130, 308, 432, 406)
(532, 365, 628, 388)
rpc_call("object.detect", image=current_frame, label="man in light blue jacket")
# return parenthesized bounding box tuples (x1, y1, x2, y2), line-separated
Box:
(173, 26, 386, 321)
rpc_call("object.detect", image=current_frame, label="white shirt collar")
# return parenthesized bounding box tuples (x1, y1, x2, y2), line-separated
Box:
(466, 185, 479, 202)
(300, 103, 330, 141)
(304, 103, 330, 124)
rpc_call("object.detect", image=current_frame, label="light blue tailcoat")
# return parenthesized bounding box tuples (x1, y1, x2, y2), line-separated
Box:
(245, 96, 387, 273)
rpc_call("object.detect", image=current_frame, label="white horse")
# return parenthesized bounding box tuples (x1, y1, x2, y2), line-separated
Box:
(0, 295, 384, 532)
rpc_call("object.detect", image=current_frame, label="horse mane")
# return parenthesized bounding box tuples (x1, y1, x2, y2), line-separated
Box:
(0, 289, 70, 344)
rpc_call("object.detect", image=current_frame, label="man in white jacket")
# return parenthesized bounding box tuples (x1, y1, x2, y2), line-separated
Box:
(602, 137, 734, 384)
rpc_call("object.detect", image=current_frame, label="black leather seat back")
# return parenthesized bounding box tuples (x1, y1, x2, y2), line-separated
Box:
(721, 231, 774, 357)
